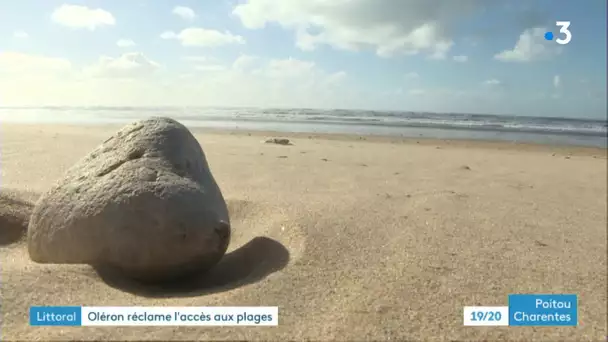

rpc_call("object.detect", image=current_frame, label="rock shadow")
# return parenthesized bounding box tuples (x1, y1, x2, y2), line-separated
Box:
(95, 236, 289, 298)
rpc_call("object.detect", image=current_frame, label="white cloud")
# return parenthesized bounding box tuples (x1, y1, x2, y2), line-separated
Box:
(232, 55, 259, 71)
(0, 52, 167, 106)
(13, 30, 29, 39)
(325, 71, 347, 85)
(0, 53, 355, 107)
(427, 40, 453, 60)
(453, 55, 468, 62)
(172, 6, 197, 21)
(264, 58, 316, 78)
(84, 52, 160, 79)
(195, 65, 227, 72)
(179, 73, 196, 80)
(181, 56, 227, 71)
(195, 57, 349, 106)
(232, 0, 485, 58)
(117, 39, 136, 48)
(181, 56, 216, 63)
(0, 51, 71, 75)
(222, 57, 351, 107)
(483, 79, 501, 86)
(494, 27, 561, 62)
(160, 28, 245, 47)
(553, 75, 561, 88)
(51, 4, 116, 30)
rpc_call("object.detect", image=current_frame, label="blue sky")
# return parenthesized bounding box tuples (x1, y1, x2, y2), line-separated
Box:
(0, 0, 606, 118)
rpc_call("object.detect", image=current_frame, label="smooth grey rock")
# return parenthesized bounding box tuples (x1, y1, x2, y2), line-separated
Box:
(27, 117, 230, 282)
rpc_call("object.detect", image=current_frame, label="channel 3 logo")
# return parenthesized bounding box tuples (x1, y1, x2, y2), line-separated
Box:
(544, 21, 572, 45)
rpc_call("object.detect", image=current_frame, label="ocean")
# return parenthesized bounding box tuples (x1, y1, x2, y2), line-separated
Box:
(0, 107, 606, 148)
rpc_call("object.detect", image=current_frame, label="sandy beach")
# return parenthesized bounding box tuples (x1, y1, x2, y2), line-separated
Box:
(1, 123, 606, 341)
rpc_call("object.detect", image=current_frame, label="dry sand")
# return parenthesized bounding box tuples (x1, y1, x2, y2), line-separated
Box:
(1, 123, 606, 341)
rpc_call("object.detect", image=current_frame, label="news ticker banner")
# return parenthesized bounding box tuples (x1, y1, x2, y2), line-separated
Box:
(30, 306, 278, 326)
(30, 295, 576, 327)
(464, 294, 577, 326)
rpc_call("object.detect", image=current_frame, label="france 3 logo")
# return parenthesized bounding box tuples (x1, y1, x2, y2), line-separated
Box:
(544, 21, 572, 45)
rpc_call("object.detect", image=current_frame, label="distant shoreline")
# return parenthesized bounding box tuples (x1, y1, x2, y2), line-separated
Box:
(1, 107, 606, 148)
(2, 122, 606, 154)
(1, 106, 606, 121)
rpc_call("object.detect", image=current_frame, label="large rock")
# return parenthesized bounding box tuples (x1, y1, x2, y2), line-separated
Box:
(27, 117, 231, 282)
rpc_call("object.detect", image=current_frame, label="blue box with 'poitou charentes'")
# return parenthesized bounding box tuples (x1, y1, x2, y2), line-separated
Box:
(508, 294, 577, 326)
